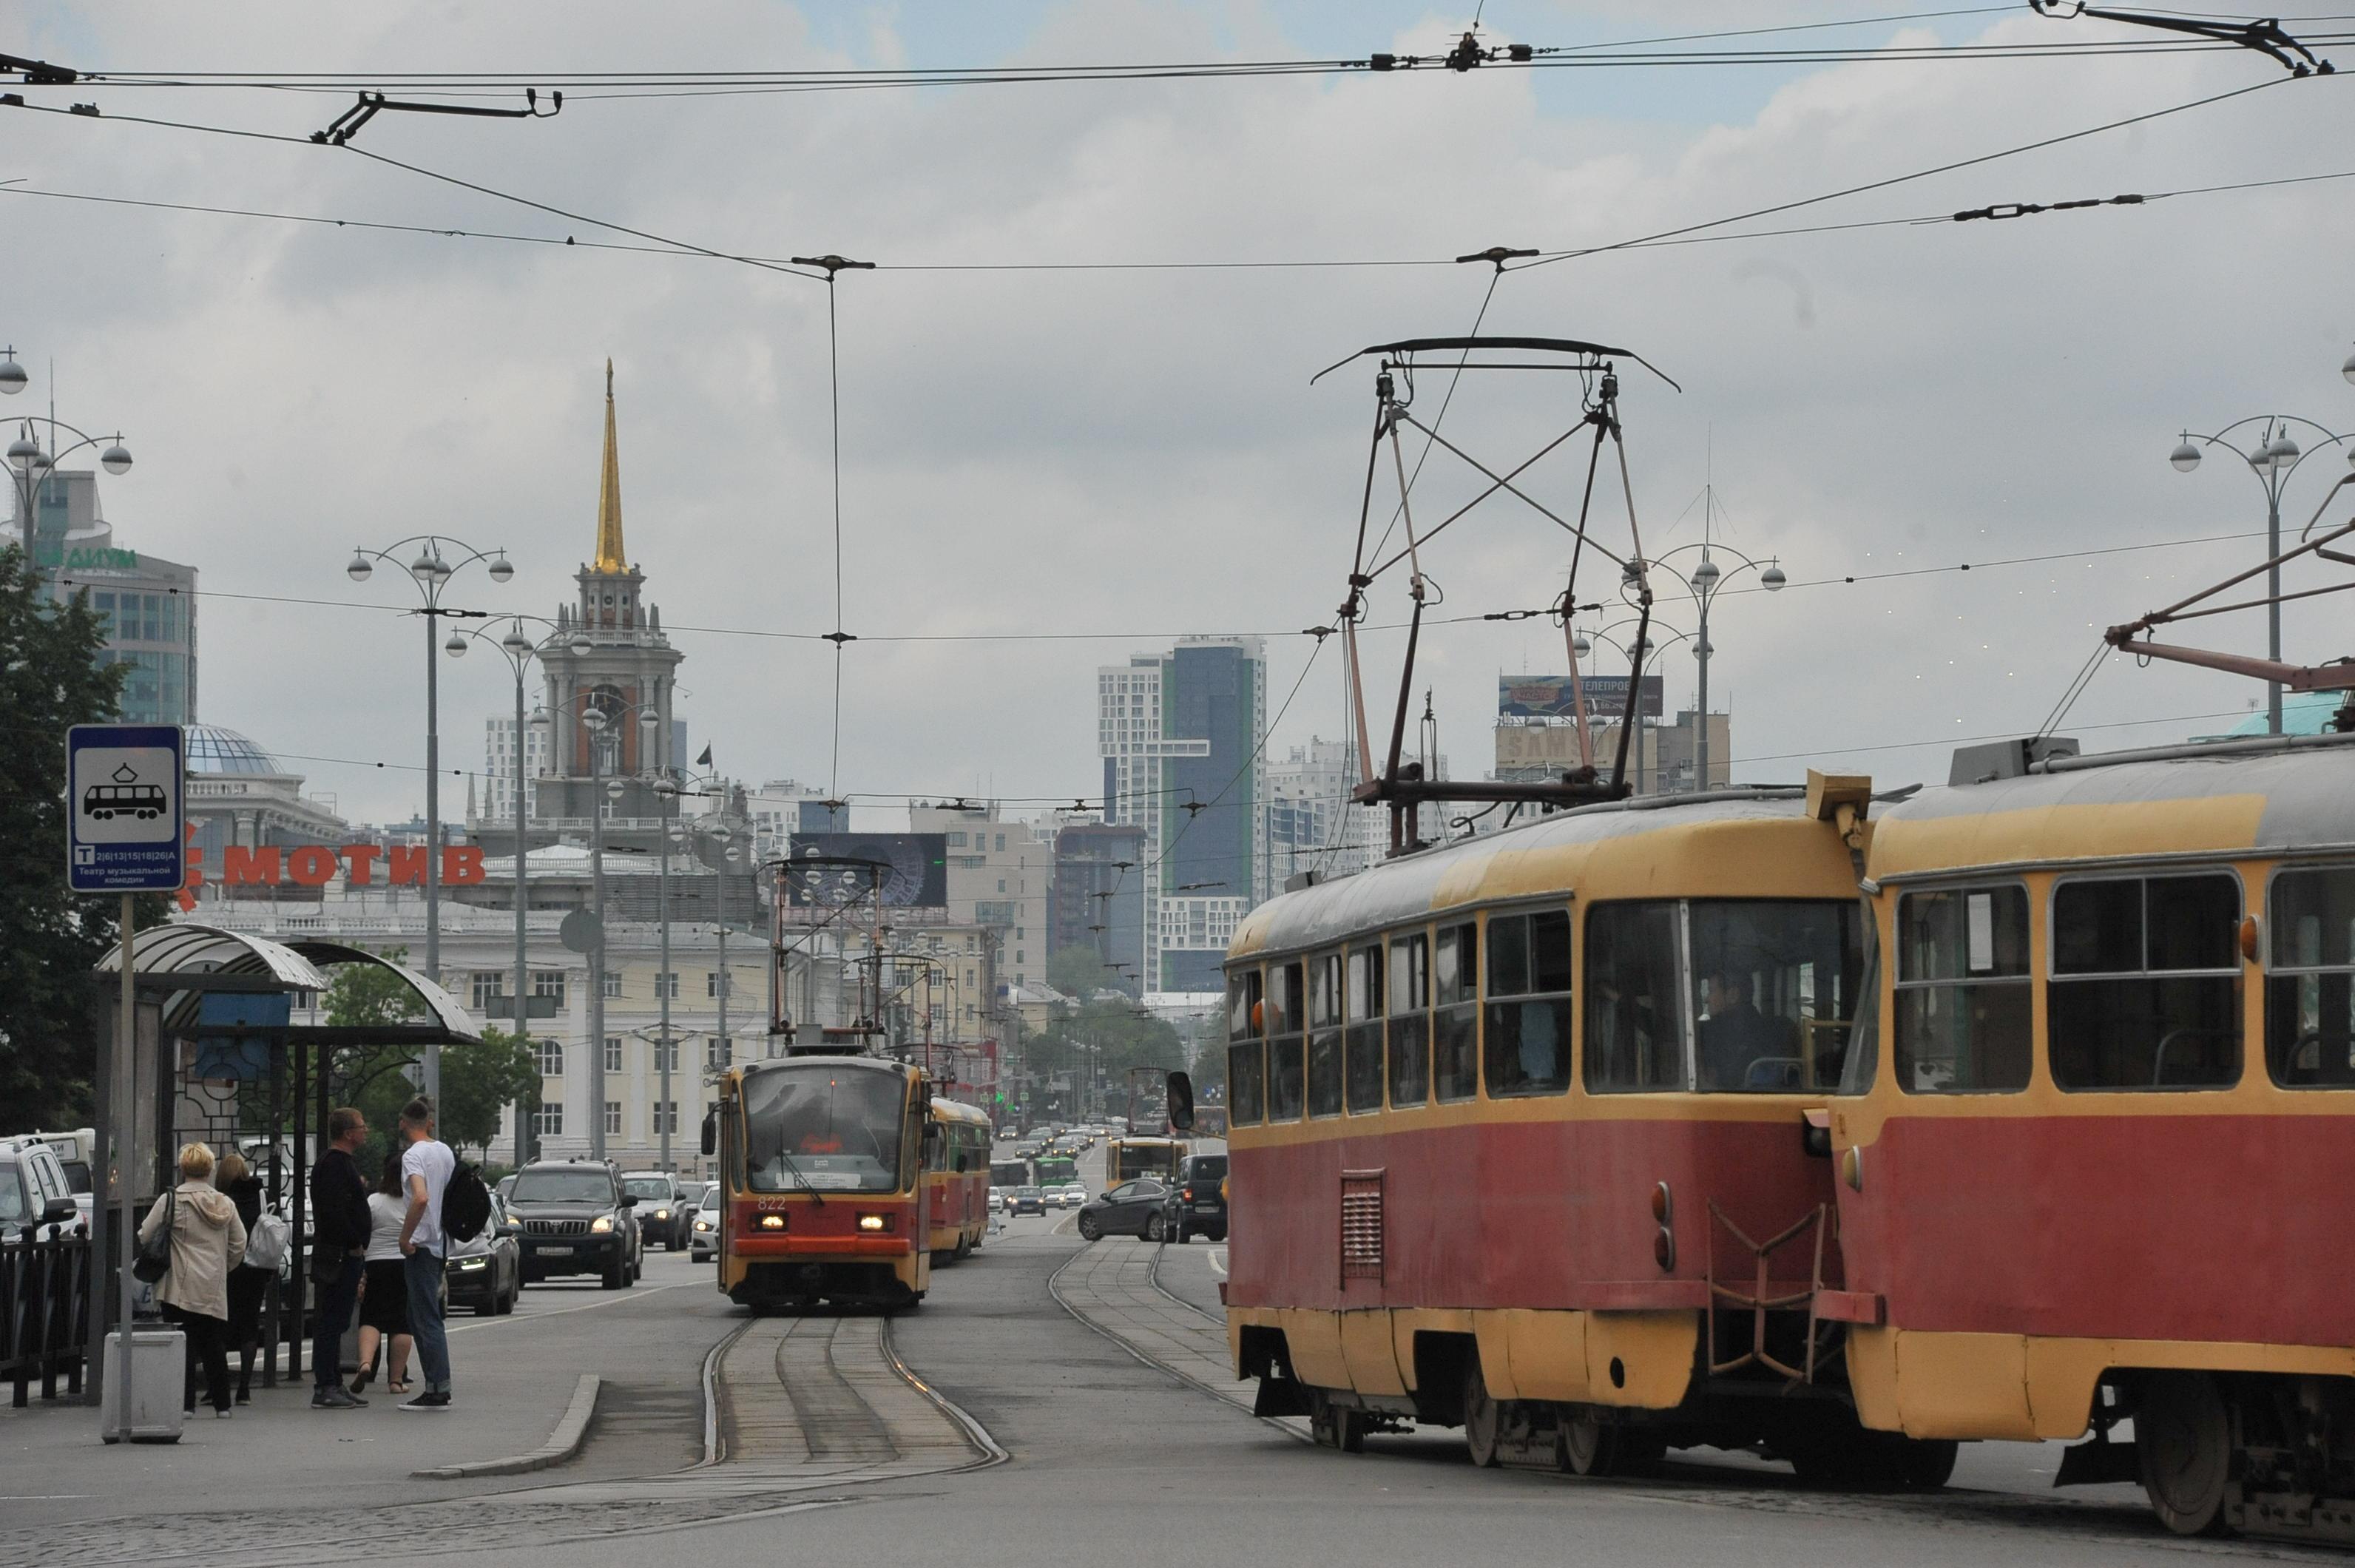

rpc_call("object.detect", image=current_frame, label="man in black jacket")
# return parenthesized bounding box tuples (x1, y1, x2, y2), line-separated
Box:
(308, 1106, 374, 1409)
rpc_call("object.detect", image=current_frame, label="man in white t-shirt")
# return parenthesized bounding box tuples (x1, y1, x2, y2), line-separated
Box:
(396, 1096, 457, 1411)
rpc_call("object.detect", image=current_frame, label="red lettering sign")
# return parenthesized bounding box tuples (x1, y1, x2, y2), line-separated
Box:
(341, 844, 382, 885)
(388, 846, 430, 886)
(221, 846, 282, 886)
(184, 841, 493, 891)
(445, 845, 486, 886)
(288, 846, 339, 886)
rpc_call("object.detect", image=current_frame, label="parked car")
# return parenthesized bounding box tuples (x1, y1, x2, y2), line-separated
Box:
(1075, 1178, 1169, 1242)
(621, 1171, 692, 1251)
(986, 1189, 1005, 1214)
(0, 1140, 82, 1243)
(508, 1160, 642, 1289)
(1160, 1154, 1229, 1244)
(496, 1173, 517, 1202)
(446, 1192, 523, 1315)
(1058, 1183, 1088, 1210)
(686, 1181, 721, 1263)
(1010, 1186, 1048, 1217)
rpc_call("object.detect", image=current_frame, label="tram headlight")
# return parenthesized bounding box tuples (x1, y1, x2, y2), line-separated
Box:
(857, 1213, 889, 1233)
(758, 1214, 786, 1231)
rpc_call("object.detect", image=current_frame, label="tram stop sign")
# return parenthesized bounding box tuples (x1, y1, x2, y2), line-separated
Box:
(67, 723, 186, 893)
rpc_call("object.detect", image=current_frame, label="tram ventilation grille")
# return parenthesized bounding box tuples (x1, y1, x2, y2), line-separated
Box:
(1341, 1171, 1384, 1282)
(527, 1218, 589, 1237)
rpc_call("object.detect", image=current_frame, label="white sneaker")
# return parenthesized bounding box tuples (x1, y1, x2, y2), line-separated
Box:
(214, 1409, 233, 1419)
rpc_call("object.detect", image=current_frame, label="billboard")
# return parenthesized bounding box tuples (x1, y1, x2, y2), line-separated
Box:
(785, 833, 948, 908)
(1499, 675, 1663, 722)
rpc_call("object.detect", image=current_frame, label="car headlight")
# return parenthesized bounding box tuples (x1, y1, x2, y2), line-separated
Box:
(453, 1256, 488, 1271)
(693, 1218, 713, 1232)
(655, 1209, 669, 1220)
(590, 1215, 613, 1233)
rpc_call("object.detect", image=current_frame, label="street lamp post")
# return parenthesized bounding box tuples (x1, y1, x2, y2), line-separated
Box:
(349, 535, 513, 1106)
(448, 616, 554, 1167)
(1570, 619, 1687, 795)
(2169, 351, 2355, 735)
(1, 347, 134, 561)
(1646, 541, 1786, 790)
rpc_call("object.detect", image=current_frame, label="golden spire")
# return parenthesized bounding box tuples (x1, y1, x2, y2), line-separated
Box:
(593, 358, 626, 572)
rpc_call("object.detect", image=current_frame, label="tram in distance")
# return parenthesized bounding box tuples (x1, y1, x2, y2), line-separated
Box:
(1106, 1135, 1189, 1183)
(700, 1050, 987, 1311)
(923, 1097, 993, 1263)
(1209, 775, 1945, 1483)
(1828, 734, 2355, 1544)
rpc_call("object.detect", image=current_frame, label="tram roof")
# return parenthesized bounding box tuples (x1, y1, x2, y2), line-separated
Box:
(1870, 740, 2355, 882)
(1232, 791, 1848, 961)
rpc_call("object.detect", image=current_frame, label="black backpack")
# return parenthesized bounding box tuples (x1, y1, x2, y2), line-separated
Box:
(443, 1160, 493, 1243)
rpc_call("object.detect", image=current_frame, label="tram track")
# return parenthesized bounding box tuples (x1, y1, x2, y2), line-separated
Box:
(1050, 1239, 2323, 1561)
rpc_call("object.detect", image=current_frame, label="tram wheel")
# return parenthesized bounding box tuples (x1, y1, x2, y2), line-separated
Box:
(2138, 1372, 2234, 1537)
(1309, 1390, 1368, 1453)
(1463, 1359, 1503, 1469)
(1899, 1438, 1959, 1491)
(1557, 1410, 1622, 1478)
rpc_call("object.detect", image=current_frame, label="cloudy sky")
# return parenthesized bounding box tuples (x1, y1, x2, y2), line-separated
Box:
(11, 1, 2355, 830)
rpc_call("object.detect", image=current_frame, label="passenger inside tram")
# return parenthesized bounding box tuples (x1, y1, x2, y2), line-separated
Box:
(1697, 970, 1784, 1090)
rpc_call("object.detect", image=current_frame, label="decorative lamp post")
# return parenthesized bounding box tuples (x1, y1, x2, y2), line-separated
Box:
(2, 346, 133, 561)
(2169, 355, 2354, 734)
(348, 535, 513, 1105)
(1643, 540, 1787, 791)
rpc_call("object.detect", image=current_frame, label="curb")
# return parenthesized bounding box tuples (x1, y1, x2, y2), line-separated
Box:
(410, 1373, 601, 1479)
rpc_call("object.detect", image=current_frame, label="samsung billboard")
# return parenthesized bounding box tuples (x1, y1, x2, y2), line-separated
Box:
(1499, 674, 1664, 722)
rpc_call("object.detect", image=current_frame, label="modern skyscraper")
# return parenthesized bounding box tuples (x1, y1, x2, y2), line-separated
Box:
(1098, 635, 1266, 993)
(28, 469, 199, 725)
(1264, 736, 1379, 882)
(483, 713, 553, 825)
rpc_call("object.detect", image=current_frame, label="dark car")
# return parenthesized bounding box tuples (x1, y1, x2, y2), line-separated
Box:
(1160, 1154, 1228, 1244)
(1075, 1178, 1169, 1242)
(1009, 1185, 1048, 1217)
(446, 1192, 524, 1315)
(508, 1160, 643, 1289)
(621, 1171, 691, 1251)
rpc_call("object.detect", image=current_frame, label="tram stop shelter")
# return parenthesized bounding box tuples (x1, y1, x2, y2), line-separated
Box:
(83, 924, 481, 1402)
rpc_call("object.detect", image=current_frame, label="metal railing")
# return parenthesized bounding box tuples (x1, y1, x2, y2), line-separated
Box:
(4, 1232, 90, 1408)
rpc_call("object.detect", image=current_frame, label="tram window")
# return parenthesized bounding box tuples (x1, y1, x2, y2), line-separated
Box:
(1388, 932, 1430, 1107)
(1484, 909, 1572, 1097)
(1894, 885, 2031, 1094)
(1434, 923, 1479, 1102)
(1584, 902, 1687, 1092)
(1308, 953, 1344, 1118)
(2049, 873, 2241, 1091)
(1689, 900, 1862, 1093)
(1268, 960, 1306, 1122)
(2268, 867, 2355, 1088)
(1345, 944, 1385, 1114)
(1227, 965, 1265, 1126)
(1837, 931, 1882, 1095)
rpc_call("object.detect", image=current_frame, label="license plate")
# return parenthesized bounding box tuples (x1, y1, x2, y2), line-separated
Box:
(539, 1245, 575, 1256)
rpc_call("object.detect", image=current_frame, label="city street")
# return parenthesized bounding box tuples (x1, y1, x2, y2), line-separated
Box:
(0, 1143, 2320, 1567)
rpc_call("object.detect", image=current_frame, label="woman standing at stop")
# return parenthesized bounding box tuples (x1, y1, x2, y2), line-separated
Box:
(138, 1141, 249, 1420)
(352, 1149, 414, 1396)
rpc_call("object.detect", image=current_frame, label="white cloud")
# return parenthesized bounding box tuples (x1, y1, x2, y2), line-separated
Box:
(10, 1, 2352, 827)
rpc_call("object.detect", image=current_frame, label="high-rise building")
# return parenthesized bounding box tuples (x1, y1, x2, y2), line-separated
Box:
(483, 713, 553, 825)
(908, 804, 1055, 993)
(1098, 635, 1266, 993)
(1264, 735, 1380, 882)
(28, 470, 199, 725)
(1051, 820, 1146, 993)
(537, 364, 686, 843)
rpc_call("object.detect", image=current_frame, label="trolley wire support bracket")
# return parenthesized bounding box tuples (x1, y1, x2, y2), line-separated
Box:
(1322, 335, 1678, 851)
(311, 87, 561, 146)
(1703, 1199, 1831, 1386)
(2103, 473, 2355, 730)
(2028, 1, 2333, 76)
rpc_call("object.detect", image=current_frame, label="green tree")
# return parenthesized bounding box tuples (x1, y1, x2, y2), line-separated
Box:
(315, 954, 429, 1177)
(439, 1027, 538, 1160)
(0, 547, 146, 1132)
(1046, 944, 1122, 1001)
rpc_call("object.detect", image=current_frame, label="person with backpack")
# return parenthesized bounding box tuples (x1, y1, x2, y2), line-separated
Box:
(396, 1096, 458, 1411)
(308, 1107, 374, 1410)
(215, 1151, 270, 1406)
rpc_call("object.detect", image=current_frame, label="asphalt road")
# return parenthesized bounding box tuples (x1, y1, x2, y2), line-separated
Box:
(0, 1136, 2315, 1565)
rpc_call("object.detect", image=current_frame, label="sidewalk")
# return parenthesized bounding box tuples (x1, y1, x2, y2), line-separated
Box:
(0, 1274, 696, 1531)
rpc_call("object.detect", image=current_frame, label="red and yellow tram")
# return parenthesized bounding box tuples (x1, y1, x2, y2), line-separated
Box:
(1831, 737, 2355, 1539)
(703, 1053, 940, 1311)
(925, 1096, 993, 1262)
(1213, 777, 1947, 1479)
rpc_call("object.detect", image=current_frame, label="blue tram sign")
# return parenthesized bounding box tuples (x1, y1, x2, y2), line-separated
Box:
(67, 723, 186, 893)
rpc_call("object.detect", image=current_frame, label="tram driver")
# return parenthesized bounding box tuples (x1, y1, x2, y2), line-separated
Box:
(1697, 969, 1785, 1090)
